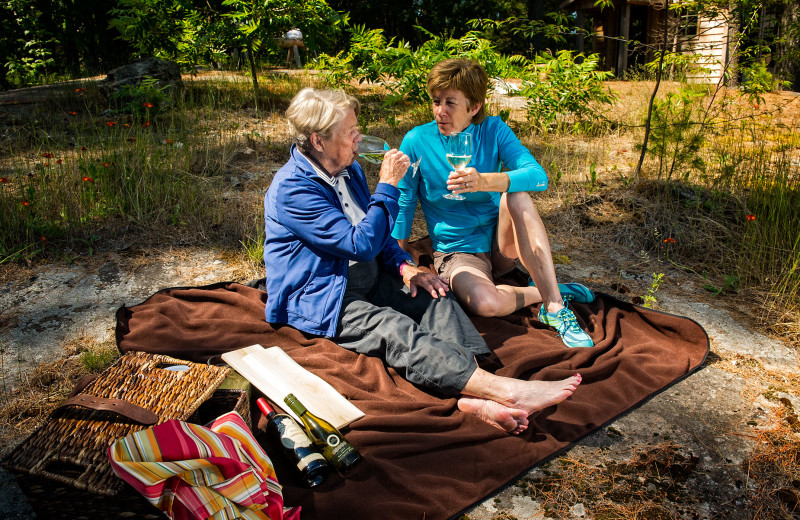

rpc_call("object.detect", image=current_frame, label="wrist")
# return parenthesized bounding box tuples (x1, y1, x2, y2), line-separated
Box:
(399, 259, 417, 277)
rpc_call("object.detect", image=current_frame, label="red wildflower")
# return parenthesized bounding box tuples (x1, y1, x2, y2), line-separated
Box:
(165, 139, 174, 145)
(142, 121, 151, 128)
(106, 121, 118, 127)
(102, 162, 110, 167)
(0, 177, 8, 183)
(44, 162, 49, 167)
(74, 88, 87, 93)
(663, 237, 676, 244)
(142, 102, 154, 108)
(82, 176, 94, 183)
(21, 200, 30, 206)
(42, 152, 54, 158)
(69, 111, 78, 116)
(746, 214, 756, 221)
(127, 137, 136, 142)
(56, 159, 63, 165)
(80, 146, 87, 151)
(123, 123, 130, 127)
(40, 235, 47, 244)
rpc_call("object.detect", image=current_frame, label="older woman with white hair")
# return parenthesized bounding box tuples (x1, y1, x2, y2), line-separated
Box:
(263, 88, 582, 435)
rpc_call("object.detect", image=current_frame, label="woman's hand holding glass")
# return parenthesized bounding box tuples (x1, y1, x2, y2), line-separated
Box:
(358, 134, 420, 180)
(378, 149, 411, 187)
(446, 167, 483, 196)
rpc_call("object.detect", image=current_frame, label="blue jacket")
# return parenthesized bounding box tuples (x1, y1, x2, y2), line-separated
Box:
(264, 145, 413, 337)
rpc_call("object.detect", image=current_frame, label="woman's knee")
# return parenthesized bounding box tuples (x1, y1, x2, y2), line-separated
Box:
(503, 191, 537, 217)
(460, 289, 505, 317)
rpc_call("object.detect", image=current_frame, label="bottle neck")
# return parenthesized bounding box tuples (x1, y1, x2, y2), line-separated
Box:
(285, 394, 307, 416)
(257, 398, 279, 420)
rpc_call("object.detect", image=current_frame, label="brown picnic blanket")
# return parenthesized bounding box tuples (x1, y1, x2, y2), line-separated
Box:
(115, 256, 709, 520)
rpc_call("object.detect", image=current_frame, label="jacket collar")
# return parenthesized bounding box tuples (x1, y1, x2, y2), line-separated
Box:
(290, 144, 351, 186)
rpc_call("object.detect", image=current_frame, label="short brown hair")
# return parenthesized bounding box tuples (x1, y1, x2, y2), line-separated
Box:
(427, 59, 489, 124)
(286, 88, 360, 153)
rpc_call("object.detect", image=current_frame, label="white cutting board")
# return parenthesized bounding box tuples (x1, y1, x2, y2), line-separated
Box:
(222, 344, 364, 429)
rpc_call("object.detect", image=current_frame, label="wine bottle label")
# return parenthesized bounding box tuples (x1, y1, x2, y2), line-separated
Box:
(326, 434, 341, 448)
(297, 451, 326, 471)
(329, 437, 357, 461)
(275, 416, 314, 450)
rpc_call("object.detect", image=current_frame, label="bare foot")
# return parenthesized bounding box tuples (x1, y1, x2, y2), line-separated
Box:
(506, 373, 582, 414)
(457, 397, 529, 434)
(462, 369, 582, 419)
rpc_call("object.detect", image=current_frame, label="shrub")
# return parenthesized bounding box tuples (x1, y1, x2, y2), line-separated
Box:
(316, 26, 526, 106)
(518, 51, 616, 133)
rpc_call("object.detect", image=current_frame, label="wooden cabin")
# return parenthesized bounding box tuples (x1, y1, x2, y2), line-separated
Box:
(562, 0, 730, 84)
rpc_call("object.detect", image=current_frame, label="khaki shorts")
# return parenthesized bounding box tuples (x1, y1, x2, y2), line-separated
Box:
(433, 238, 517, 282)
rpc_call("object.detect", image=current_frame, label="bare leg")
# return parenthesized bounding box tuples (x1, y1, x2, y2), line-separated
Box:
(447, 193, 565, 318)
(457, 367, 581, 434)
(497, 192, 564, 314)
(450, 267, 541, 317)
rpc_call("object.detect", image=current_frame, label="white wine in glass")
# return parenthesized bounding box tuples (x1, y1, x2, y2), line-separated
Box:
(357, 135, 390, 164)
(444, 132, 472, 200)
(357, 135, 421, 177)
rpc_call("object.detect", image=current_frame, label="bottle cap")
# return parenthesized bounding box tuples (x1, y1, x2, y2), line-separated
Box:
(284, 393, 307, 414)
(256, 398, 276, 416)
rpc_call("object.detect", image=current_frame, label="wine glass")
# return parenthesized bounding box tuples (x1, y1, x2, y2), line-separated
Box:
(443, 132, 472, 200)
(357, 135, 421, 177)
(357, 135, 390, 164)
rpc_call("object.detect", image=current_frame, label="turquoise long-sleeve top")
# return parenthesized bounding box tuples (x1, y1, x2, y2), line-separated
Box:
(391, 116, 548, 253)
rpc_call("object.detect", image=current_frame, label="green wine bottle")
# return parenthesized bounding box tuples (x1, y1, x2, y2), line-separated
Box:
(284, 393, 362, 475)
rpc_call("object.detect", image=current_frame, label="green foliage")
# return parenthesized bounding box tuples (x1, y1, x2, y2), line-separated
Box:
(222, 0, 346, 58)
(518, 51, 616, 133)
(2, 0, 56, 87)
(316, 26, 526, 106)
(642, 50, 708, 83)
(319, 25, 614, 134)
(1, 0, 130, 88)
(109, 77, 174, 115)
(109, 0, 223, 72)
(703, 273, 740, 296)
(644, 87, 706, 180)
(643, 272, 664, 309)
(82, 347, 119, 373)
(469, 11, 575, 57)
(740, 60, 790, 105)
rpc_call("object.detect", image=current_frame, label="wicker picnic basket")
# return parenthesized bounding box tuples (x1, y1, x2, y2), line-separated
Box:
(3, 351, 248, 497)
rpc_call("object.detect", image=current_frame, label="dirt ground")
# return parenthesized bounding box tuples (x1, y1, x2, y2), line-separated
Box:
(1, 75, 799, 519)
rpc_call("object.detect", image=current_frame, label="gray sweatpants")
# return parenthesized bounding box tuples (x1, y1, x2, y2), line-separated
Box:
(335, 261, 490, 395)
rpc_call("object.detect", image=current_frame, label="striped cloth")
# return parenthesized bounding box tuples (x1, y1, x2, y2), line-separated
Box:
(108, 411, 301, 520)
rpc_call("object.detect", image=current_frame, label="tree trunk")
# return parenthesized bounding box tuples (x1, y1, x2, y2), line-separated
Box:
(527, 0, 544, 55)
(635, 0, 670, 179)
(246, 43, 259, 111)
(725, 0, 740, 87)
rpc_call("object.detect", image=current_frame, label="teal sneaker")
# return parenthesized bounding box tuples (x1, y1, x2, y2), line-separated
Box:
(528, 279, 596, 304)
(538, 305, 594, 348)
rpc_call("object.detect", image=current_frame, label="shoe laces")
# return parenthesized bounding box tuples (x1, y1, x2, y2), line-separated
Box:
(554, 308, 581, 337)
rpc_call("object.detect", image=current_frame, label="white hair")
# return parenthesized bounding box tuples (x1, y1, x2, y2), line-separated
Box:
(285, 88, 360, 153)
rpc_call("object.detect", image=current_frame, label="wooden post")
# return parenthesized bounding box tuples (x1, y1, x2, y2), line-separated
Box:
(617, 1, 631, 79)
